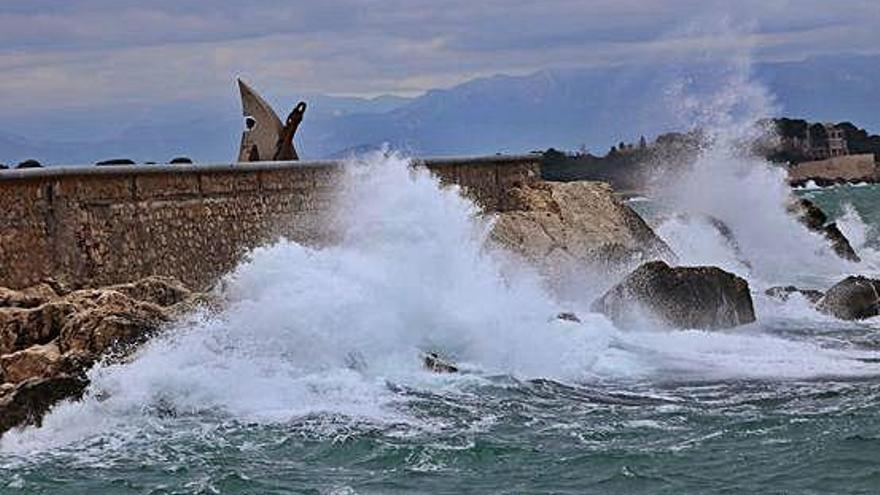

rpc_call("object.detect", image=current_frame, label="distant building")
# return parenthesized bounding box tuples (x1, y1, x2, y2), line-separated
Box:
(808, 123, 849, 160)
(775, 120, 850, 162)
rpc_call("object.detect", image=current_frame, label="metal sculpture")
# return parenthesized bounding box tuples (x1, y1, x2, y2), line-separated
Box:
(237, 78, 307, 162)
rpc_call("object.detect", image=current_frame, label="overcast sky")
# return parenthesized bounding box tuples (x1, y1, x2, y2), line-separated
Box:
(1, 0, 878, 117)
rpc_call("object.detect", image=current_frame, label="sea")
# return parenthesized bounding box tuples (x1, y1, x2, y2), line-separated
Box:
(3, 69, 880, 493)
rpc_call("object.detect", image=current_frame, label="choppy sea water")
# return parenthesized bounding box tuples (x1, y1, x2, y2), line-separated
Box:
(2, 154, 880, 494)
(4, 378, 880, 494)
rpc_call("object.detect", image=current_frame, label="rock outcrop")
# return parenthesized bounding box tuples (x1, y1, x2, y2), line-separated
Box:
(490, 181, 675, 289)
(592, 261, 756, 330)
(0, 276, 207, 438)
(0, 342, 86, 384)
(816, 276, 880, 320)
(59, 291, 170, 355)
(0, 301, 79, 355)
(0, 283, 60, 309)
(106, 276, 192, 307)
(765, 277, 880, 321)
(0, 375, 89, 433)
(423, 353, 459, 374)
(790, 199, 860, 262)
(765, 286, 824, 304)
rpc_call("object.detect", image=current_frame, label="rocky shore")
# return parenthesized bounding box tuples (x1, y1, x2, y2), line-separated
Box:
(787, 154, 878, 188)
(490, 180, 675, 293)
(0, 277, 212, 437)
(766, 276, 880, 321)
(1, 176, 875, 439)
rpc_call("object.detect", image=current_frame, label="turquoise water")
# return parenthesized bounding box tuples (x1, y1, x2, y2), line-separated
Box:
(2, 162, 880, 494)
(3, 378, 880, 494)
(798, 184, 880, 247)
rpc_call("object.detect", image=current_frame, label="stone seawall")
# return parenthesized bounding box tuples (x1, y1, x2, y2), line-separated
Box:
(0, 156, 539, 290)
(788, 153, 877, 185)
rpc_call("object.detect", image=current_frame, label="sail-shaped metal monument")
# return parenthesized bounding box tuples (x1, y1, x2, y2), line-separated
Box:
(237, 79, 306, 162)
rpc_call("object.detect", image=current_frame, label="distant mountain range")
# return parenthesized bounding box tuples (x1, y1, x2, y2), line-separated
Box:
(1, 54, 878, 166)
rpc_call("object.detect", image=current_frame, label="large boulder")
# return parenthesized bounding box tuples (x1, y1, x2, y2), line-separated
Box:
(490, 181, 674, 287)
(592, 261, 756, 330)
(790, 199, 860, 262)
(816, 276, 880, 320)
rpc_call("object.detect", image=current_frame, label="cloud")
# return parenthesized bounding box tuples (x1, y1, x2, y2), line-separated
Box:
(0, 0, 877, 117)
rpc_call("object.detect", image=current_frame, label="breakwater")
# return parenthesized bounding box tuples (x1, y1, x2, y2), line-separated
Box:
(0, 155, 539, 290)
(788, 153, 877, 185)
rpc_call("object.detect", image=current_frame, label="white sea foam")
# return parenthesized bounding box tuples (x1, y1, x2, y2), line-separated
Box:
(6, 40, 880, 454)
(0, 154, 617, 453)
(5, 151, 880, 456)
(644, 43, 864, 288)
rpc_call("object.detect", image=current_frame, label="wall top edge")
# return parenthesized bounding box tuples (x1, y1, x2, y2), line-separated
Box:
(0, 154, 542, 182)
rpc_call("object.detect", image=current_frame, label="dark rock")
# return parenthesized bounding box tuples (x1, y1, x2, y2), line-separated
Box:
(169, 157, 193, 164)
(556, 312, 582, 323)
(794, 198, 828, 230)
(705, 216, 753, 270)
(791, 199, 860, 262)
(592, 261, 756, 330)
(0, 375, 89, 437)
(95, 159, 136, 166)
(765, 286, 824, 304)
(817, 276, 880, 320)
(674, 213, 752, 270)
(823, 223, 860, 262)
(344, 351, 367, 371)
(423, 353, 458, 373)
(16, 160, 42, 169)
(0, 163, 8, 170)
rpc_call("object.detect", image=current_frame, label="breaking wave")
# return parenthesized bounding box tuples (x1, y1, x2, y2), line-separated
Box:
(4, 152, 880, 456)
(644, 49, 877, 289)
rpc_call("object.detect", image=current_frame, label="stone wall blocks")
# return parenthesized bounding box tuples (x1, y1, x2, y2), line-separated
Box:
(0, 158, 540, 289)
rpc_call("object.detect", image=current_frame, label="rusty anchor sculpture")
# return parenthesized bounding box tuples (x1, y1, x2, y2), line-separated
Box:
(237, 78, 307, 162)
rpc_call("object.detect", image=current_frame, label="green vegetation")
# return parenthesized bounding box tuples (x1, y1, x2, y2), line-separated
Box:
(543, 119, 879, 191)
(769, 118, 880, 163)
(541, 132, 701, 191)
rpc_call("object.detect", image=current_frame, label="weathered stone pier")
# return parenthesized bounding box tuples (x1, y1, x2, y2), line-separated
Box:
(0, 156, 540, 290)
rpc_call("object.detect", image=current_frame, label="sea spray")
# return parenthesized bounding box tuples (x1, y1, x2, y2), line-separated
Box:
(4, 153, 880, 460)
(0, 153, 622, 453)
(647, 50, 858, 287)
